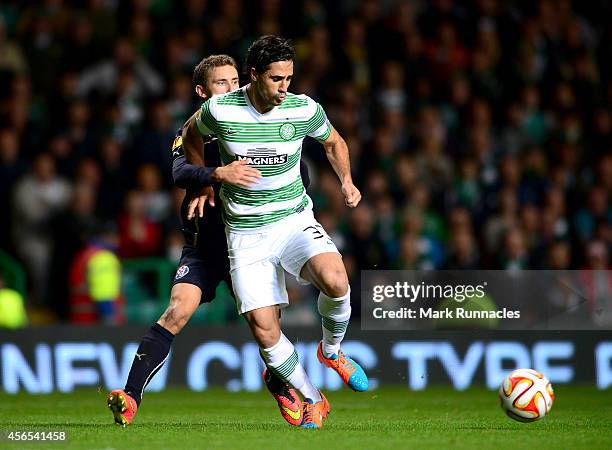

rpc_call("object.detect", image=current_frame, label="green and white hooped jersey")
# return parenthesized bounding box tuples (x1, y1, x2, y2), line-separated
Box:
(195, 86, 332, 231)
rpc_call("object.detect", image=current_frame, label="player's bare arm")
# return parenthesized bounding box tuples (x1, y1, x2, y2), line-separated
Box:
(181, 112, 215, 218)
(182, 112, 206, 166)
(321, 126, 361, 208)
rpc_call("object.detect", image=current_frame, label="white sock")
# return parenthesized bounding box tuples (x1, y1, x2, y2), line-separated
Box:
(318, 287, 351, 358)
(259, 333, 322, 402)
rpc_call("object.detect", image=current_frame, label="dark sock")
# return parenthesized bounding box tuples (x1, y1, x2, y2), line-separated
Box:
(124, 323, 174, 406)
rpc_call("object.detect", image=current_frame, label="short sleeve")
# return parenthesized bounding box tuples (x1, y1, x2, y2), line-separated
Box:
(306, 102, 332, 142)
(195, 98, 217, 135)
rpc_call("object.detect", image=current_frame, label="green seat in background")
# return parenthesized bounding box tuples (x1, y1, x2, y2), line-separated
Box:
(122, 258, 237, 325)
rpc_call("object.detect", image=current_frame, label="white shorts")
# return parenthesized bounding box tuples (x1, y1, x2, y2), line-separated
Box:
(226, 210, 340, 314)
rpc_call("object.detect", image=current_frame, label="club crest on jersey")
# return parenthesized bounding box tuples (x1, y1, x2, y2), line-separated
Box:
(236, 147, 287, 166)
(175, 265, 189, 279)
(279, 123, 296, 140)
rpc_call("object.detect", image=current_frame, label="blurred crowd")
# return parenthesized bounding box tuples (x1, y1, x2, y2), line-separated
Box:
(0, 0, 610, 322)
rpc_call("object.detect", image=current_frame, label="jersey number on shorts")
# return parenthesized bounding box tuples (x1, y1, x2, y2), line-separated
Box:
(303, 225, 330, 241)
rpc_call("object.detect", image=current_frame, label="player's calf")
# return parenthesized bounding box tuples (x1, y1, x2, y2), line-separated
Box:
(317, 288, 351, 358)
(158, 284, 201, 335)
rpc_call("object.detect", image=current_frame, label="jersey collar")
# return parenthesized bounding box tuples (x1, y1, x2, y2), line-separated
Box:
(244, 84, 276, 118)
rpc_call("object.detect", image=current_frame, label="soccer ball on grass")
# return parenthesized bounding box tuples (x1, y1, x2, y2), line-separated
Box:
(499, 369, 554, 422)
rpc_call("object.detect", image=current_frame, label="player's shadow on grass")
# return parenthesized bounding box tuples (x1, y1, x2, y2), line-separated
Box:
(30, 422, 285, 432)
(144, 422, 283, 431)
(9, 423, 109, 428)
(453, 425, 540, 430)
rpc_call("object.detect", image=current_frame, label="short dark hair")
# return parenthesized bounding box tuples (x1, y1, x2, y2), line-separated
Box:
(193, 54, 238, 86)
(245, 35, 295, 74)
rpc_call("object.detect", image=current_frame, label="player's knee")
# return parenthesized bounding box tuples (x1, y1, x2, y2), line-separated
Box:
(320, 268, 349, 298)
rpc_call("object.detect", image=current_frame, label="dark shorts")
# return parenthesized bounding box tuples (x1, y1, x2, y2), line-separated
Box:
(171, 243, 234, 304)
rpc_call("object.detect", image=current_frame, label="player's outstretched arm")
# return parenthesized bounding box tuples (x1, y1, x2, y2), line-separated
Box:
(321, 126, 361, 208)
(173, 138, 260, 190)
(172, 155, 215, 190)
(180, 109, 262, 219)
(181, 110, 262, 188)
(171, 125, 216, 191)
(181, 111, 215, 218)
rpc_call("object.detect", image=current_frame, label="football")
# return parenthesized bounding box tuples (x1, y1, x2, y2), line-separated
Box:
(499, 369, 555, 422)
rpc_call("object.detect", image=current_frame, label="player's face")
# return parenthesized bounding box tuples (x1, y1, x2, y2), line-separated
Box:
(205, 65, 240, 97)
(256, 60, 293, 107)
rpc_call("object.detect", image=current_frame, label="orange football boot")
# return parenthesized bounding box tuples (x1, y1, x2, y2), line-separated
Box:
(107, 389, 138, 427)
(300, 392, 329, 429)
(263, 369, 303, 426)
(317, 341, 369, 392)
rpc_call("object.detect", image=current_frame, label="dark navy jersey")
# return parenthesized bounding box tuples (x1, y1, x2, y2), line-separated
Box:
(171, 128, 225, 250)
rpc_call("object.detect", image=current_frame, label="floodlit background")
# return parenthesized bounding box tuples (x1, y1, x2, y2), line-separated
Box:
(0, 0, 610, 326)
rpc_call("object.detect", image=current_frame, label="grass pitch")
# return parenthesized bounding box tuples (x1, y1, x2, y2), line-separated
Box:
(0, 386, 610, 449)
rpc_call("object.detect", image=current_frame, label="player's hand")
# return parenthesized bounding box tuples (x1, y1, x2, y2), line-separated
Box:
(188, 185, 215, 220)
(213, 160, 261, 187)
(342, 182, 361, 208)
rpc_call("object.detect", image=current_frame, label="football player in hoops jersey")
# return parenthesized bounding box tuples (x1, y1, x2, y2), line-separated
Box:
(182, 36, 369, 429)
